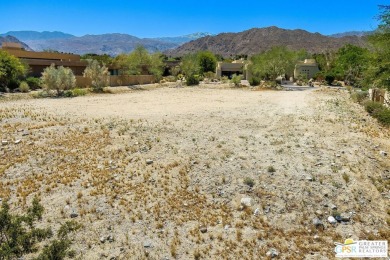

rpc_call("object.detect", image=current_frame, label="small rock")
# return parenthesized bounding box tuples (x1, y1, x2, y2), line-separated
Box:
(107, 235, 114, 242)
(143, 242, 152, 248)
(331, 204, 337, 210)
(336, 154, 341, 157)
(1, 140, 8, 145)
(240, 197, 253, 207)
(22, 130, 29, 136)
(100, 236, 106, 243)
(146, 159, 154, 165)
(314, 235, 320, 240)
(315, 210, 323, 216)
(266, 248, 279, 258)
(380, 151, 387, 156)
(224, 225, 230, 230)
(328, 216, 337, 224)
(254, 208, 260, 216)
(199, 226, 207, 233)
(70, 210, 78, 218)
(312, 218, 324, 229)
(306, 176, 314, 181)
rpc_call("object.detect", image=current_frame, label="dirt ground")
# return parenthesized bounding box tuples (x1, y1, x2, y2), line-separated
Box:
(0, 86, 389, 259)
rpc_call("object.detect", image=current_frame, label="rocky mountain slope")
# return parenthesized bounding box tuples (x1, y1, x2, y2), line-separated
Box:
(0, 35, 32, 50)
(167, 26, 368, 57)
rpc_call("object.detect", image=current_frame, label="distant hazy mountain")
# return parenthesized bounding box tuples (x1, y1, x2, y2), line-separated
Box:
(1, 31, 75, 41)
(166, 26, 368, 57)
(22, 33, 179, 55)
(153, 32, 214, 44)
(0, 30, 212, 55)
(0, 35, 32, 50)
(329, 30, 373, 38)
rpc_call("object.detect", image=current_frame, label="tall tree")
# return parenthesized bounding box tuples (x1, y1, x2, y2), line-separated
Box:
(114, 46, 164, 80)
(197, 51, 217, 74)
(0, 50, 27, 92)
(332, 44, 369, 86)
(365, 5, 390, 90)
(249, 47, 308, 80)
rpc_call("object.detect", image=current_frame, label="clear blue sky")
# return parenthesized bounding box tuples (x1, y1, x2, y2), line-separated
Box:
(0, 0, 387, 37)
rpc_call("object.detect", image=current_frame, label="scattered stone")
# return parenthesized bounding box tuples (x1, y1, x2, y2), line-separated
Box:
(328, 216, 337, 224)
(199, 226, 207, 233)
(312, 218, 324, 229)
(146, 159, 154, 165)
(315, 210, 323, 216)
(70, 210, 78, 218)
(336, 154, 341, 157)
(331, 204, 337, 210)
(314, 235, 320, 240)
(143, 242, 152, 248)
(266, 248, 279, 258)
(380, 151, 387, 156)
(100, 236, 106, 243)
(1, 140, 8, 145)
(315, 162, 323, 166)
(14, 139, 21, 144)
(240, 197, 253, 207)
(254, 208, 260, 216)
(224, 225, 230, 230)
(264, 206, 271, 213)
(22, 130, 29, 136)
(108, 235, 114, 242)
(336, 213, 350, 222)
(306, 176, 314, 181)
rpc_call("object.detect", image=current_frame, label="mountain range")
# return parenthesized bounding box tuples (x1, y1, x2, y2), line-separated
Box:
(166, 26, 368, 57)
(0, 35, 32, 51)
(1, 28, 369, 57)
(1, 31, 213, 55)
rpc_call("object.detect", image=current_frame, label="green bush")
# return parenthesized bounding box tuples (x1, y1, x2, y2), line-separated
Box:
(186, 75, 200, 86)
(19, 81, 30, 93)
(364, 101, 390, 126)
(25, 77, 41, 90)
(325, 73, 335, 85)
(351, 91, 368, 103)
(249, 77, 261, 86)
(231, 74, 242, 87)
(375, 108, 390, 126)
(243, 177, 255, 187)
(364, 100, 384, 115)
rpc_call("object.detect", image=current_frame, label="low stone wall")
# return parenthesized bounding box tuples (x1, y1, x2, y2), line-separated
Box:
(369, 88, 390, 107)
(76, 75, 156, 88)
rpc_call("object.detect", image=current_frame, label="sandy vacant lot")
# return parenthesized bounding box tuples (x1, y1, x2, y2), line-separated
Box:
(0, 86, 389, 259)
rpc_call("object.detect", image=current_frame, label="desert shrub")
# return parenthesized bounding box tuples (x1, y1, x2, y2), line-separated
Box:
(41, 64, 76, 96)
(221, 76, 229, 83)
(231, 74, 242, 87)
(249, 76, 261, 86)
(364, 100, 390, 126)
(186, 75, 200, 86)
(83, 59, 109, 92)
(375, 107, 390, 126)
(243, 177, 255, 187)
(25, 77, 41, 90)
(0, 197, 81, 259)
(204, 71, 217, 80)
(351, 91, 368, 103)
(19, 81, 30, 93)
(72, 88, 88, 96)
(325, 73, 335, 85)
(267, 166, 276, 173)
(0, 197, 52, 259)
(364, 100, 385, 115)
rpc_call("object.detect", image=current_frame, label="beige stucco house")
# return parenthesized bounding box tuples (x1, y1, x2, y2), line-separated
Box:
(294, 59, 319, 80)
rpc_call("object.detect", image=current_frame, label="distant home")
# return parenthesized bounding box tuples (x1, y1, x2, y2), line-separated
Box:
(294, 59, 319, 80)
(1, 42, 88, 77)
(216, 60, 251, 79)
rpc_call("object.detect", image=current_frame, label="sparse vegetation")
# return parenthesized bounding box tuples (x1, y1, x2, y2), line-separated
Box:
(40, 64, 76, 96)
(83, 59, 109, 92)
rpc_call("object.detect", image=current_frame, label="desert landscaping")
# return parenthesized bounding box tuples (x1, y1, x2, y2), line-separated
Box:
(0, 85, 389, 259)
